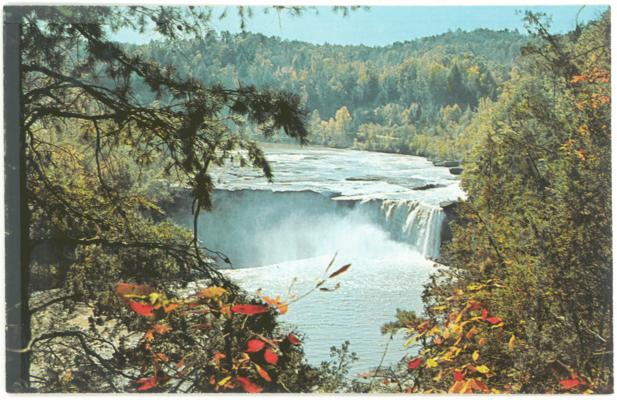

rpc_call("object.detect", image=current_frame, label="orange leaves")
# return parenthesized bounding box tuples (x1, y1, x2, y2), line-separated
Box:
(560, 379, 583, 390)
(129, 301, 154, 317)
(465, 327, 479, 340)
(570, 75, 587, 84)
(449, 377, 490, 394)
(153, 324, 171, 335)
(264, 348, 279, 365)
(115, 282, 154, 299)
(246, 339, 266, 353)
(236, 377, 263, 393)
(255, 364, 272, 382)
(408, 358, 422, 369)
(198, 286, 227, 299)
(569, 68, 610, 85)
(231, 304, 269, 315)
(163, 303, 179, 313)
(262, 296, 288, 315)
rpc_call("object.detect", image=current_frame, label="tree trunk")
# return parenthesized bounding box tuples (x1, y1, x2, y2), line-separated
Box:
(5, 9, 31, 391)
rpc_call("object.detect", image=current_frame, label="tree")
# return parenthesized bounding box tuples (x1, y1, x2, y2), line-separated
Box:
(380, 11, 611, 394)
(9, 5, 312, 392)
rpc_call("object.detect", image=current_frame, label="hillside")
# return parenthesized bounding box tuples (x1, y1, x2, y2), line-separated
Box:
(134, 29, 529, 158)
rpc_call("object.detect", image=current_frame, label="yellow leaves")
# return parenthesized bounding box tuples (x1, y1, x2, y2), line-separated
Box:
(432, 305, 448, 311)
(148, 292, 161, 305)
(426, 358, 439, 368)
(508, 334, 517, 351)
(198, 286, 227, 299)
(217, 376, 232, 386)
(467, 65, 480, 77)
(578, 124, 589, 136)
(472, 350, 480, 362)
(466, 283, 485, 291)
(61, 370, 73, 383)
(476, 365, 490, 374)
(404, 334, 419, 347)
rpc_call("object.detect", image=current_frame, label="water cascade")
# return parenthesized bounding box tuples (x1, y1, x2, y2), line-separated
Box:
(170, 189, 447, 267)
(360, 199, 446, 259)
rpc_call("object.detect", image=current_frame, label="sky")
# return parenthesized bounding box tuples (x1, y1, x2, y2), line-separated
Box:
(113, 5, 609, 47)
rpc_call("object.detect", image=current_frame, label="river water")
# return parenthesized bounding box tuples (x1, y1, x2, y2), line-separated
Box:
(171, 144, 465, 376)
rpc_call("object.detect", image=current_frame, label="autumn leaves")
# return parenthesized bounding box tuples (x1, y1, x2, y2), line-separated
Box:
(113, 256, 352, 393)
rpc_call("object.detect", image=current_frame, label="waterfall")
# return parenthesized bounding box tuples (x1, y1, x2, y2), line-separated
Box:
(170, 189, 449, 266)
(359, 199, 446, 259)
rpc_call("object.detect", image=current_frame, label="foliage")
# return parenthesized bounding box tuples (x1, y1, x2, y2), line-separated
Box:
(113, 283, 313, 393)
(380, 11, 612, 394)
(16, 5, 319, 392)
(137, 27, 527, 159)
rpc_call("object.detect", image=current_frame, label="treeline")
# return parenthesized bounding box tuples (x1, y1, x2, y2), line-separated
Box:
(134, 28, 528, 159)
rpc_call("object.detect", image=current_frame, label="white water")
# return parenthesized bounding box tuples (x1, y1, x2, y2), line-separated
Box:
(170, 144, 465, 375)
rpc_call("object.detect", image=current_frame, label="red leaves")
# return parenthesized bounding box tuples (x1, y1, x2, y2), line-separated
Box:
(129, 301, 154, 317)
(560, 379, 583, 390)
(454, 370, 464, 382)
(264, 348, 279, 365)
(136, 376, 157, 391)
(480, 308, 502, 325)
(236, 377, 263, 393)
(231, 304, 268, 315)
(287, 333, 300, 345)
(408, 358, 422, 369)
(246, 339, 266, 353)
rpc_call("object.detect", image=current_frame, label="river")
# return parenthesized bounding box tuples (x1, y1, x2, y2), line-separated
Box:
(170, 144, 465, 376)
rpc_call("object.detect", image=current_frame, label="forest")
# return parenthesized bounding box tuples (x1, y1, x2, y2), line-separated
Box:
(138, 27, 527, 159)
(5, 5, 612, 394)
